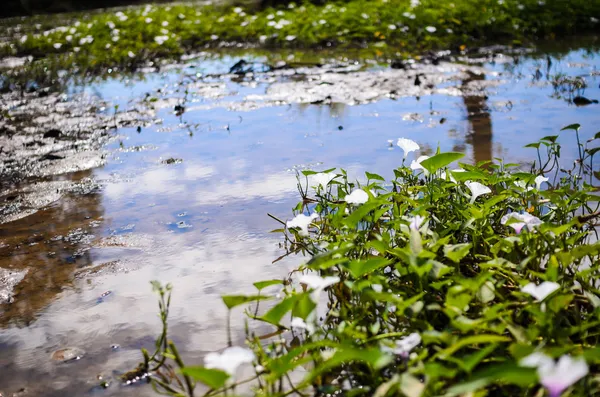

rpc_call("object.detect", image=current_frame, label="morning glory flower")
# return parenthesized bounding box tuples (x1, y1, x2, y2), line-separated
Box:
(501, 212, 543, 234)
(410, 155, 430, 175)
(345, 189, 369, 205)
(514, 180, 534, 191)
(521, 281, 560, 301)
(394, 333, 421, 357)
(204, 346, 255, 375)
(313, 172, 336, 189)
(291, 316, 315, 334)
(535, 175, 549, 190)
(397, 138, 420, 159)
(520, 353, 589, 397)
(287, 213, 318, 236)
(465, 181, 491, 204)
(299, 274, 340, 302)
(409, 215, 425, 231)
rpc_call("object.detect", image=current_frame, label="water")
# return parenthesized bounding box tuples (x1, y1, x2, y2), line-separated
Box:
(0, 42, 599, 396)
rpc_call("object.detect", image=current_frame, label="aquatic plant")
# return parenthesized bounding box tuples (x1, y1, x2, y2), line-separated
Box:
(140, 124, 600, 396)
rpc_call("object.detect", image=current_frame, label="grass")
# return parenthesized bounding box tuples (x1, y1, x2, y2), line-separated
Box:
(1, 0, 599, 90)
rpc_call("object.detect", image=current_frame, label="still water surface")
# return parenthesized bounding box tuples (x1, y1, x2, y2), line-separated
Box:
(0, 43, 599, 396)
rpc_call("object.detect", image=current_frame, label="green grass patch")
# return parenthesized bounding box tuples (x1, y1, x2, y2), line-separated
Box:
(1, 0, 599, 89)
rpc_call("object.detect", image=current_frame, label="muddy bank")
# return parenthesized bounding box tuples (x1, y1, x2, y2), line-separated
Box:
(0, 88, 155, 224)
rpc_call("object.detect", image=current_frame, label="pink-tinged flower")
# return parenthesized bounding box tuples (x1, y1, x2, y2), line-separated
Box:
(395, 333, 421, 358)
(521, 281, 559, 301)
(520, 353, 589, 397)
(501, 212, 542, 234)
(287, 213, 318, 236)
(397, 138, 420, 159)
(465, 181, 491, 204)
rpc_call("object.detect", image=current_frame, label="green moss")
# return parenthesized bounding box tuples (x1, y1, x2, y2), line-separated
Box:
(1, 0, 599, 88)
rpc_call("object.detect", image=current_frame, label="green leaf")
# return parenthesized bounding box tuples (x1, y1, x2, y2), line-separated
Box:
(291, 293, 316, 320)
(253, 279, 283, 291)
(400, 373, 425, 397)
(436, 335, 511, 359)
(300, 347, 392, 387)
(258, 294, 301, 325)
(221, 294, 271, 309)
(420, 152, 465, 174)
(450, 170, 487, 182)
(561, 123, 581, 132)
(446, 363, 536, 395)
(586, 147, 600, 156)
(524, 142, 540, 149)
(346, 257, 391, 278)
(366, 171, 385, 181)
(180, 367, 230, 389)
(476, 281, 496, 303)
(444, 243, 472, 263)
(301, 170, 317, 176)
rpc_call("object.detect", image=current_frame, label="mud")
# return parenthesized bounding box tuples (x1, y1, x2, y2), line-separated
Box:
(0, 88, 154, 224)
(0, 267, 28, 304)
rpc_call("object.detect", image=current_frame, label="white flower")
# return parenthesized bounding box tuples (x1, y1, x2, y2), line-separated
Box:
(514, 180, 534, 191)
(520, 353, 589, 397)
(291, 316, 315, 334)
(425, 26, 437, 33)
(465, 181, 491, 204)
(285, 35, 296, 41)
(53, 43, 62, 49)
(299, 274, 340, 290)
(106, 21, 116, 29)
(287, 213, 318, 236)
(154, 35, 169, 45)
(127, 51, 135, 58)
(520, 352, 554, 369)
(204, 347, 255, 375)
(409, 215, 425, 231)
(501, 212, 542, 234)
(162, 21, 169, 26)
(410, 155, 430, 175)
(410, 0, 420, 7)
(394, 333, 421, 356)
(20, 35, 28, 43)
(396, 138, 420, 159)
(313, 172, 336, 189)
(233, 7, 243, 13)
(145, 17, 153, 23)
(345, 189, 369, 205)
(388, 24, 397, 30)
(535, 175, 549, 190)
(372, 284, 383, 293)
(299, 274, 340, 302)
(522, 281, 560, 301)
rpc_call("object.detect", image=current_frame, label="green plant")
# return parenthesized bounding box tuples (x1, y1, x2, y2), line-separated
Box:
(142, 125, 600, 396)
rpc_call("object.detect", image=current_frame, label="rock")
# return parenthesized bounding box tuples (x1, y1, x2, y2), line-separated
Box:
(50, 347, 85, 362)
(43, 129, 62, 139)
(573, 96, 598, 106)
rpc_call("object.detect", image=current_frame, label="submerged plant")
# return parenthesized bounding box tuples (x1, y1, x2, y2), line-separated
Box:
(142, 125, 600, 397)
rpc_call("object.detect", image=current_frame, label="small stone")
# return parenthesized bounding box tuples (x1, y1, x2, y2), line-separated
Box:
(51, 347, 85, 362)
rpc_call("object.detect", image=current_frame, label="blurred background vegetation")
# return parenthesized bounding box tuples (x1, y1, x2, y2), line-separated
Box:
(2, 0, 333, 17)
